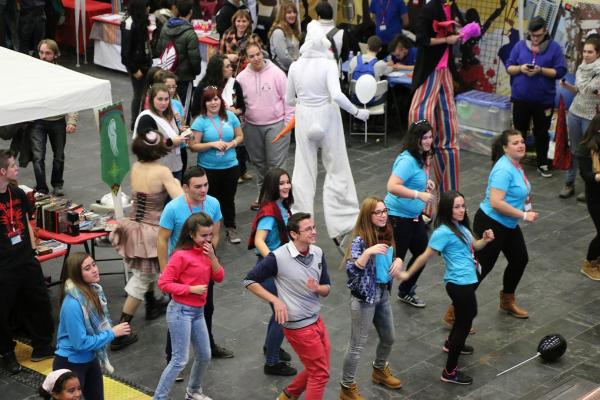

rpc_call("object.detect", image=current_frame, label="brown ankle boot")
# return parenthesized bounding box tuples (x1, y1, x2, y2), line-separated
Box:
(581, 259, 600, 281)
(339, 383, 365, 400)
(372, 362, 402, 389)
(499, 290, 529, 318)
(443, 304, 455, 329)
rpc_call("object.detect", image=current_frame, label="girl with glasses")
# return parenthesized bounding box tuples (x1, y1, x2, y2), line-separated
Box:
(339, 196, 403, 399)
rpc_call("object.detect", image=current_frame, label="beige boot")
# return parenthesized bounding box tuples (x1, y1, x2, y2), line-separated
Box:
(339, 383, 365, 400)
(499, 290, 529, 318)
(581, 259, 600, 281)
(372, 362, 402, 389)
(443, 304, 455, 329)
(277, 390, 298, 400)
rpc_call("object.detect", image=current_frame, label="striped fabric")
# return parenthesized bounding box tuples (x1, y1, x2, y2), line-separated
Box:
(408, 68, 460, 193)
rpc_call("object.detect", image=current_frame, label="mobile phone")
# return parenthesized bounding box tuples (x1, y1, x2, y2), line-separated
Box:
(526, 64, 535, 69)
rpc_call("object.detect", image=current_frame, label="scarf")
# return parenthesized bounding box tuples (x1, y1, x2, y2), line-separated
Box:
(64, 279, 114, 373)
(593, 150, 600, 174)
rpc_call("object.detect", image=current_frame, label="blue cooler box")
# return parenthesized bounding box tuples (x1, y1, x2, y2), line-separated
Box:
(455, 90, 512, 132)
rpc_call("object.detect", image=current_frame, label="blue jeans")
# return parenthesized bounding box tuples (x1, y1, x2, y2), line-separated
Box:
(565, 112, 590, 185)
(263, 277, 285, 365)
(154, 300, 211, 400)
(341, 287, 395, 386)
(30, 119, 66, 192)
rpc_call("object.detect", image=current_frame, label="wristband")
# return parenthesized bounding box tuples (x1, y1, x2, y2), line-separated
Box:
(413, 190, 419, 199)
(522, 212, 527, 221)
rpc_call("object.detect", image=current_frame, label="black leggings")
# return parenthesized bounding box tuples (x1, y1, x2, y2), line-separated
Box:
(390, 215, 429, 295)
(473, 209, 529, 293)
(587, 198, 600, 261)
(512, 99, 553, 167)
(445, 283, 477, 371)
(206, 166, 240, 229)
(53, 355, 103, 400)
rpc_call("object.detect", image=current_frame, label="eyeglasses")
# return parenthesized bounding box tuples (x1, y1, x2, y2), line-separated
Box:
(299, 225, 317, 233)
(372, 209, 388, 216)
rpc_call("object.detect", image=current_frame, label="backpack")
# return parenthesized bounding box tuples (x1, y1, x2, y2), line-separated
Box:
(158, 39, 178, 72)
(351, 54, 377, 81)
(326, 27, 340, 61)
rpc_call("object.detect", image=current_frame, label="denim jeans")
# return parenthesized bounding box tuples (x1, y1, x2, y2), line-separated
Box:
(262, 277, 285, 365)
(154, 300, 211, 400)
(341, 287, 395, 386)
(565, 112, 590, 185)
(30, 119, 66, 192)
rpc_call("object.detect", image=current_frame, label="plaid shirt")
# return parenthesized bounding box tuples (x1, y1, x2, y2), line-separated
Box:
(219, 30, 264, 75)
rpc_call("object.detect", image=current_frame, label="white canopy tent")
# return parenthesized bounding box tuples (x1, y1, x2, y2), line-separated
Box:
(0, 47, 112, 126)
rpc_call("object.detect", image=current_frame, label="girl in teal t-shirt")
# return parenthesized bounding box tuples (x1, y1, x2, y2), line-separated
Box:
(399, 191, 494, 386)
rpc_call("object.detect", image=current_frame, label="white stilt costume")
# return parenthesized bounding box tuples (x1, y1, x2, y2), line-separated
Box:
(286, 25, 369, 239)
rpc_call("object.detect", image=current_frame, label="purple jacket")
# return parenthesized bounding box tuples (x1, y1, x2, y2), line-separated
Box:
(506, 36, 567, 106)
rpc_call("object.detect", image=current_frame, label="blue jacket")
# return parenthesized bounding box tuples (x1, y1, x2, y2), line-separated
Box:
(55, 295, 115, 364)
(506, 37, 567, 106)
(345, 236, 391, 304)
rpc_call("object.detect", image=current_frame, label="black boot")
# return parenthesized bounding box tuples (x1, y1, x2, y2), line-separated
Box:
(145, 290, 168, 320)
(110, 313, 138, 351)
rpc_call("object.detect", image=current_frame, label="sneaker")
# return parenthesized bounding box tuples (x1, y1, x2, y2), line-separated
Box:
(442, 340, 474, 355)
(441, 368, 473, 385)
(211, 344, 234, 359)
(175, 373, 184, 382)
(30, 344, 55, 361)
(398, 292, 426, 308)
(240, 172, 253, 181)
(577, 192, 587, 203)
(250, 200, 260, 211)
(52, 185, 65, 196)
(1, 352, 22, 374)
(559, 185, 575, 198)
(185, 391, 212, 400)
(264, 361, 297, 376)
(226, 228, 241, 244)
(537, 165, 553, 178)
(263, 345, 292, 362)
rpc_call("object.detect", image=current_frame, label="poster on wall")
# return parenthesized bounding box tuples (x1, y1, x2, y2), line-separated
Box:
(97, 102, 130, 196)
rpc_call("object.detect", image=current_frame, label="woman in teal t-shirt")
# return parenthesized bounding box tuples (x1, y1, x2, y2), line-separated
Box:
(399, 191, 494, 386)
(473, 129, 539, 319)
(190, 86, 244, 244)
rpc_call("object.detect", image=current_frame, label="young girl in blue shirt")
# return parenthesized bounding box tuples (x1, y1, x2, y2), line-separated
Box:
(399, 191, 494, 385)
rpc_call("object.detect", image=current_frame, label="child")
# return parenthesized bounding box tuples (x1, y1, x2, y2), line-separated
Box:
(349, 35, 391, 82)
(398, 191, 494, 385)
(38, 369, 81, 400)
(387, 34, 416, 70)
(155, 212, 225, 400)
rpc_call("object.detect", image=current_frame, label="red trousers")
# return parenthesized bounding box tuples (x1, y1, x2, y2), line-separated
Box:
(283, 318, 330, 399)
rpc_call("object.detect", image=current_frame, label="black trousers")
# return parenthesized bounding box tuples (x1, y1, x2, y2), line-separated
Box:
(473, 209, 529, 293)
(390, 215, 429, 295)
(129, 73, 145, 129)
(512, 99, 553, 167)
(53, 355, 103, 400)
(166, 280, 216, 362)
(206, 165, 240, 229)
(586, 197, 600, 261)
(0, 257, 53, 355)
(236, 145, 249, 175)
(445, 282, 477, 371)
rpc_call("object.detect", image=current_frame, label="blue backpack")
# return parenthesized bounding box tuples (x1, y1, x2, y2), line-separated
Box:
(352, 54, 378, 105)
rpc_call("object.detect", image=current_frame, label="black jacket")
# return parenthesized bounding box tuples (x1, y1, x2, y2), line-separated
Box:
(411, 0, 463, 91)
(120, 16, 153, 74)
(579, 142, 600, 202)
(156, 18, 202, 82)
(191, 79, 245, 118)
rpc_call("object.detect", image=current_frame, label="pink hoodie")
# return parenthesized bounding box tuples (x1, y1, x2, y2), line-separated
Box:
(236, 60, 294, 125)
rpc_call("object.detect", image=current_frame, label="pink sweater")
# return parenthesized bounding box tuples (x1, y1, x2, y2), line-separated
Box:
(236, 60, 294, 125)
(158, 247, 225, 307)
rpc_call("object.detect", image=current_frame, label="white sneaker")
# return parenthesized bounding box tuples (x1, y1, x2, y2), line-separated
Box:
(185, 392, 213, 400)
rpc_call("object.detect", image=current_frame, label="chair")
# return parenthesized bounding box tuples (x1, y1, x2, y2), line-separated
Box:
(347, 79, 389, 146)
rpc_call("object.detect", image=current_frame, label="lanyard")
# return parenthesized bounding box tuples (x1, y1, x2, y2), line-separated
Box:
(512, 159, 532, 200)
(378, 0, 392, 24)
(6, 187, 15, 231)
(458, 224, 478, 271)
(209, 116, 224, 142)
(185, 194, 204, 215)
(424, 157, 431, 182)
(531, 50, 538, 66)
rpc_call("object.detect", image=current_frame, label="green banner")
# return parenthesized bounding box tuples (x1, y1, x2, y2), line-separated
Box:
(98, 102, 130, 195)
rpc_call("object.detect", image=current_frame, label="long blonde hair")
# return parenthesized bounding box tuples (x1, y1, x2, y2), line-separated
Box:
(269, 2, 300, 41)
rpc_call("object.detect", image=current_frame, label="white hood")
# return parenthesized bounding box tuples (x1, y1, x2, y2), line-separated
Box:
(299, 22, 334, 59)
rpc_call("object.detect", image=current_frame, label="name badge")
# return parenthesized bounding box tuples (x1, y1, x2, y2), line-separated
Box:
(10, 234, 22, 245)
(379, 24, 387, 31)
(216, 150, 225, 157)
(524, 197, 532, 211)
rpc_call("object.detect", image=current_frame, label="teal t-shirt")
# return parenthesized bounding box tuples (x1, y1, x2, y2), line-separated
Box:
(479, 155, 531, 228)
(255, 201, 290, 254)
(384, 150, 427, 218)
(429, 224, 478, 285)
(374, 246, 394, 284)
(191, 110, 240, 170)
(159, 194, 223, 256)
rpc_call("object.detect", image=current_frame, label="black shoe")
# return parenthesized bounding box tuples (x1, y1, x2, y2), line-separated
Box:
(30, 344, 55, 361)
(262, 345, 292, 362)
(442, 340, 474, 355)
(264, 361, 297, 376)
(1, 352, 22, 374)
(145, 291, 168, 321)
(441, 368, 473, 385)
(52, 185, 64, 196)
(211, 344, 234, 359)
(110, 333, 138, 351)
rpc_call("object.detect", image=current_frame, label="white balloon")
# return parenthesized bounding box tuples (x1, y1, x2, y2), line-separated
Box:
(354, 74, 377, 105)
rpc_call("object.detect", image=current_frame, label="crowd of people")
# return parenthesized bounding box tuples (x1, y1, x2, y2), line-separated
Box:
(1, 0, 600, 400)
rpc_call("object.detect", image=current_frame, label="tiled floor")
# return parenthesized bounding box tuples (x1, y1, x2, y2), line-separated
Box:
(3, 52, 600, 400)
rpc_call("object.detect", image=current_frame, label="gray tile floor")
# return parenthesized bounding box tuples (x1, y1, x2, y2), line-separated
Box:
(3, 53, 600, 399)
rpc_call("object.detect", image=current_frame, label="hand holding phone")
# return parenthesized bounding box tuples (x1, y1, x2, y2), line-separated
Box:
(526, 64, 535, 70)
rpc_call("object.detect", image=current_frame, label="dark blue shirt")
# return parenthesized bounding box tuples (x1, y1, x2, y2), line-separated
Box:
(369, 0, 408, 44)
